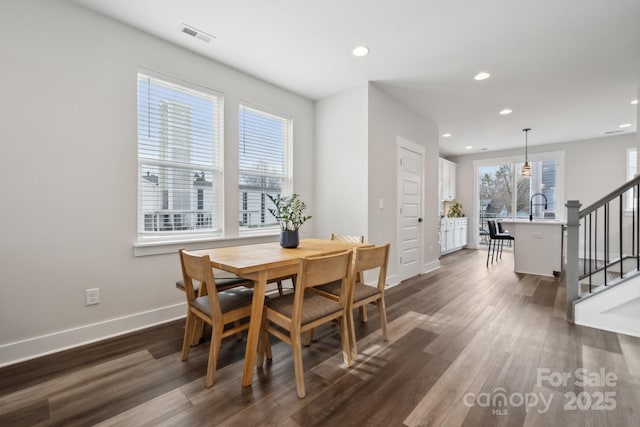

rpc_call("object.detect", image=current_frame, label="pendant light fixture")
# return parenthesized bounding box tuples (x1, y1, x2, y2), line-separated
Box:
(521, 128, 531, 177)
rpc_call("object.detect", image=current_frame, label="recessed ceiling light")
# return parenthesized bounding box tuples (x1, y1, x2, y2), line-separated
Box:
(499, 109, 513, 115)
(474, 72, 491, 81)
(619, 123, 632, 128)
(632, 100, 639, 105)
(465, 146, 473, 150)
(442, 133, 452, 138)
(352, 46, 370, 57)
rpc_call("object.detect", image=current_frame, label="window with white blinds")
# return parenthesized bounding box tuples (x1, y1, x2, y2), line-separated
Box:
(137, 72, 222, 236)
(627, 147, 637, 212)
(238, 104, 292, 232)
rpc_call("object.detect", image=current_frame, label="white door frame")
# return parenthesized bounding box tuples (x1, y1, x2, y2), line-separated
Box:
(396, 136, 425, 282)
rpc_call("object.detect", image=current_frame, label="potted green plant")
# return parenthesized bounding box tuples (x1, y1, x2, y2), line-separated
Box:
(267, 193, 312, 248)
(447, 199, 464, 218)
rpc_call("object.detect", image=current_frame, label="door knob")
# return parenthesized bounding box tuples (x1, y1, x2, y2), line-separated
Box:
(418, 218, 423, 223)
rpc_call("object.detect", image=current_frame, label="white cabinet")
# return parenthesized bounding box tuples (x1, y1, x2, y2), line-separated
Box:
(439, 158, 457, 201)
(454, 218, 468, 248)
(440, 217, 467, 255)
(445, 219, 455, 251)
(461, 220, 468, 246)
(439, 224, 447, 253)
(439, 218, 454, 253)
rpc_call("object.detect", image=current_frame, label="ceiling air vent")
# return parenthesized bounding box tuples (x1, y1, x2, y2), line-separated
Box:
(179, 23, 215, 43)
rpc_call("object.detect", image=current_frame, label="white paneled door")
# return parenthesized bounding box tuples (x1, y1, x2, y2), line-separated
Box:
(397, 139, 424, 281)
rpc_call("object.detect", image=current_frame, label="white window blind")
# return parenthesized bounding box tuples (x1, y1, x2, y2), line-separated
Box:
(137, 72, 222, 236)
(627, 148, 637, 212)
(238, 104, 292, 232)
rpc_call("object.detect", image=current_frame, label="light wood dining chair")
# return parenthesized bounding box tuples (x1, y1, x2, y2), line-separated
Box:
(257, 250, 354, 398)
(301, 233, 366, 346)
(313, 244, 390, 361)
(179, 249, 255, 387)
(330, 233, 369, 320)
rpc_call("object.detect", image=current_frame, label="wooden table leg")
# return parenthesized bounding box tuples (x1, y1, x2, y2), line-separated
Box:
(242, 270, 267, 387)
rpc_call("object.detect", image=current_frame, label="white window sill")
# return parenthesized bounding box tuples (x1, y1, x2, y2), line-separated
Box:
(134, 230, 280, 256)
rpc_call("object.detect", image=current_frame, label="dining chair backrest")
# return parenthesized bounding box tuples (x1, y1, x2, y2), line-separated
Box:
(179, 249, 224, 323)
(352, 243, 390, 293)
(292, 250, 353, 323)
(487, 220, 498, 238)
(330, 233, 365, 244)
(298, 250, 352, 290)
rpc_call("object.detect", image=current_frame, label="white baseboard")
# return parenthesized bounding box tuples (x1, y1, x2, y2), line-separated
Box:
(423, 260, 441, 275)
(0, 302, 187, 368)
(385, 273, 401, 288)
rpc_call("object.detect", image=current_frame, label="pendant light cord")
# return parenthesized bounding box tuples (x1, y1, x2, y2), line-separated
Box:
(523, 128, 531, 162)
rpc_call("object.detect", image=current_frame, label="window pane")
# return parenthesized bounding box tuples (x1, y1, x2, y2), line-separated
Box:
(140, 166, 219, 232)
(238, 104, 291, 232)
(137, 73, 222, 235)
(478, 164, 514, 245)
(517, 160, 557, 219)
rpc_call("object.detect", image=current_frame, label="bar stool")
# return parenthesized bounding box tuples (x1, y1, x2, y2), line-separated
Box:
(486, 220, 514, 266)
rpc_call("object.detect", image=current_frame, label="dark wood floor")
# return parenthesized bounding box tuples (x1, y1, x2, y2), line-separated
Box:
(2, 249, 640, 426)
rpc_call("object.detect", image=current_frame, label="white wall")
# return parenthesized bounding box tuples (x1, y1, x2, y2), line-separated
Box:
(451, 133, 636, 247)
(0, 0, 314, 365)
(314, 84, 368, 240)
(368, 84, 441, 279)
(314, 83, 440, 283)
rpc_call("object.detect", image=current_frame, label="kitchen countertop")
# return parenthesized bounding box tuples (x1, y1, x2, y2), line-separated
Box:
(500, 219, 565, 226)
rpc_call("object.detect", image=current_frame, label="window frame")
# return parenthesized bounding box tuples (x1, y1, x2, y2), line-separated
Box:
(472, 150, 565, 248)
(237, 101, 293, 236)
(136, 69, 224, 243)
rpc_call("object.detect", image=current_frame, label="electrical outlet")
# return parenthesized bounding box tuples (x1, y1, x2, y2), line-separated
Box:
(85, 288, 100, 306)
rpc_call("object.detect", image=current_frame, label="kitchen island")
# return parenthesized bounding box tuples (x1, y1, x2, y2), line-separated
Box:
(500, 219, 565, 277)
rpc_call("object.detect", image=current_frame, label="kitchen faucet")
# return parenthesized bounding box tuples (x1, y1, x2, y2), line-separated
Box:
(530, 193, 548, 221)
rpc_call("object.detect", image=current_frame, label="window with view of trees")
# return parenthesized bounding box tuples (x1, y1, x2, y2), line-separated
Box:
(238, 104, 292, 232)
(137, 72, 222, 236)
(477, 155, 561, 245)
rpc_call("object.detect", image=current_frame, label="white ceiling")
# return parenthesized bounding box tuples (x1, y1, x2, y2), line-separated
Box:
(71, 0, 639, 155)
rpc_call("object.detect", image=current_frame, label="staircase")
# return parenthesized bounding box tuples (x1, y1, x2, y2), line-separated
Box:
(565, 175, 640, 337)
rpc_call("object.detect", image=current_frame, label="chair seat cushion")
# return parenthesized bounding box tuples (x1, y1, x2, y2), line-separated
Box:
(316, 280, 380, 302)
(266, 291, 342, 325)
(191, 287, 254, 316)
(493, 233, 514, 240)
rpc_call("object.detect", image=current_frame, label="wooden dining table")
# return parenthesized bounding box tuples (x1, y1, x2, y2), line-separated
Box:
(191, 238, 369, 387)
